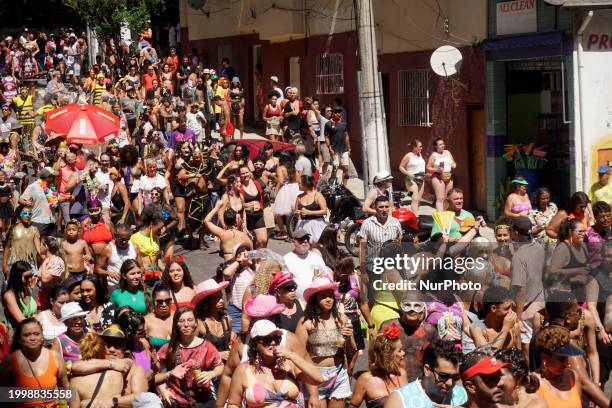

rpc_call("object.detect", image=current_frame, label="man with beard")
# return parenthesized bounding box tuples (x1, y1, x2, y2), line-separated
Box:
(379, 292, 436, 381)
(459, 350, 509, 408)
(385, 339, 467, 407)
(96, 224, 143, 290)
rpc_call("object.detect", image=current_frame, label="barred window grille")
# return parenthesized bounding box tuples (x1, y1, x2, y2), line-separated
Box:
(316, 53, 344, 94)
(398, 69, 431, 126)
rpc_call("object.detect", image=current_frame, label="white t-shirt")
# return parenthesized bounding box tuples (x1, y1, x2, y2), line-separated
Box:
(134, 174, 167, 205)
(186, 111, 206, 139)
(95, 169, 114, 209)
(283, 251, 327, 301)
(295, 156, 312, 176)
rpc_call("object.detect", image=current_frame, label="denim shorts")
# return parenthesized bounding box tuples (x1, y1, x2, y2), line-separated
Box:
(317, 364, 351, 400)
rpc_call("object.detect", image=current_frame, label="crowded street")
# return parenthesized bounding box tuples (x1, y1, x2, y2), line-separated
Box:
(0, 0, 611, 407)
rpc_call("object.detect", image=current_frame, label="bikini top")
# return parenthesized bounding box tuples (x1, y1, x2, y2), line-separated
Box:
(511, 199, 532, 213)
(307, 327, 344, 358)
(243, 362, 300, 408)
(298, 194, 322, 219)
(83, 221, 113, 245)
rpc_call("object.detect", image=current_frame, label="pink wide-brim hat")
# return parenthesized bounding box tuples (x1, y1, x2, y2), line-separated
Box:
(192, 279, 229, 307)
(243, 294, 286, 318)
(303, 276, 339, 303)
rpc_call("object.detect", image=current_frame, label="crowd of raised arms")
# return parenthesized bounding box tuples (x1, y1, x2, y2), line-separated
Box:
(0, 28, 610, 408)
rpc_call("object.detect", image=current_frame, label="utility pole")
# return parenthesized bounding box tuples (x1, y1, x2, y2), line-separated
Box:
(354, 0, 390, 190)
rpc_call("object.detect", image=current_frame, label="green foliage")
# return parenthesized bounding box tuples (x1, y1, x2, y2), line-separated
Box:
(64, 0, 165, 41)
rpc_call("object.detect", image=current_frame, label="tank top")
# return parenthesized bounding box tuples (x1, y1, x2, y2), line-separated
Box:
(203, 318, 231, 352)
(369, 188, 390, 209)
(265, 105, 282, 118)
(107, 242, 137, 285)
(298, 194, 322, 220)
(40, 310, 67, 343)
(57, 333, 81, 362)
(537, 379, 581, 408)
(405, 154, 425, 175)
(12, 348, 58, 408)
(278, 302, 304, 333)
(432, 152, 451, 173)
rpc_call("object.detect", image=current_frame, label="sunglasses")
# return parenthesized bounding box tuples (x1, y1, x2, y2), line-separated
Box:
(433, 368, 461, 382)
(151, 193, 161, 197)
(258, 335, 282, 346)
(103, 339, 126, 349)
(278, 283, 297, 292)
(294, 237, 310, 244)
(20, 211, 33, 217)
(155, 298, 172, 305)
(400, 302, 426, 313)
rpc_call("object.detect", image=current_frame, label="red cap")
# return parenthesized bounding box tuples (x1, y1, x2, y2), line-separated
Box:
(269, 271, 295, 293)
(460, 357, 510, 381)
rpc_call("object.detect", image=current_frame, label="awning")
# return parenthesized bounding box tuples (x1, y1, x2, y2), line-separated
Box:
(544, 0, 612, 7)
(481, 31, 573, 61)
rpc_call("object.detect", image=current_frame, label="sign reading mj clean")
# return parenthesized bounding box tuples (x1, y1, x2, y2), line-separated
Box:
(496, 0, 537, 36)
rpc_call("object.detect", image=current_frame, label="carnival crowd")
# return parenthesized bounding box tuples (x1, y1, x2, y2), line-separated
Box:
(0, 27, 611, 408)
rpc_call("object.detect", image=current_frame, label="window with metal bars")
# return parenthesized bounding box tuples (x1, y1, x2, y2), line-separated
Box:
(316, 53, 344, 94)
(398, 69, 431, 126)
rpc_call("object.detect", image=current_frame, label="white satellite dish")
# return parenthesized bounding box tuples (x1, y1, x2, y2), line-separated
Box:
(430, 45, 463, 77)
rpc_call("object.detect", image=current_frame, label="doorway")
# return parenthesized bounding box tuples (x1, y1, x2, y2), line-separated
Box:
(253, 45, 262, 120)
(288, 57, 300, 89)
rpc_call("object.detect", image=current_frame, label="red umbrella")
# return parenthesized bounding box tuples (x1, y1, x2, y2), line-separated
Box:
(45, 103, 120, 146)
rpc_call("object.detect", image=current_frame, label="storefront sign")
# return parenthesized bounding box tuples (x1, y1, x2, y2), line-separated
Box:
(496, 0, 537, 36)
(586, 33, 612, 50)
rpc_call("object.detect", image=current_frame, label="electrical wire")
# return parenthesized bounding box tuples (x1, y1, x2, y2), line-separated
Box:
(389, 0, 465, 46)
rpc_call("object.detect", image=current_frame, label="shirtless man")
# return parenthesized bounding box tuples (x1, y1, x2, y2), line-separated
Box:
(96, 225, 143, 289)
(203, 200, 251, 261)
(62, 220, 93, 280)
(69, 325, 148, 408)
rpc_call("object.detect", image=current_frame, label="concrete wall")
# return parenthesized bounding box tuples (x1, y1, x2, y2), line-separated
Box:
(180, 0, 487, 53)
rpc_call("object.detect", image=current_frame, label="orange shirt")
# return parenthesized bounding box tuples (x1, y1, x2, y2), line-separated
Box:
(142, 73, 159, 91)
(167, 55, 179, 72)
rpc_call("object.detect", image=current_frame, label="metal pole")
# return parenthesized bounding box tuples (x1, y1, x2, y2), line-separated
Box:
(354, 0, 389, 191)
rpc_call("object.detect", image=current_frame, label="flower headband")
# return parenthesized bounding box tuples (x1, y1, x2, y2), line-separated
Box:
(494, 224, 510, 232)
(381, 322, 400, 341)
(166, 254, 185, 264)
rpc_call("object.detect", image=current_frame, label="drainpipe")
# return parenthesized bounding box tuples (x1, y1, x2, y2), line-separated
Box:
(576, 10, 593, 192)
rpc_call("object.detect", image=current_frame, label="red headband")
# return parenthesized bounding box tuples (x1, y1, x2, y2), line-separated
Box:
(166, 255, 185, 264)
(460, 357, 510, 381)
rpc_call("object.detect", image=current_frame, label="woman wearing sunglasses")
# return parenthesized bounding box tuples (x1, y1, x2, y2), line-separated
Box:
(227, 319, 323, 408)
(296, 275, 356, 407)
(2, 205, 41, 279)
(144, 284, 174, 351)
(269, 271, 304, 333)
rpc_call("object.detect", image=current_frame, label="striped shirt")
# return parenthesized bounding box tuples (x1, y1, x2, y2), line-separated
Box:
(91, 83, 105, 105)
(358, 215, 402, 265)
(12, 95, 34, 125)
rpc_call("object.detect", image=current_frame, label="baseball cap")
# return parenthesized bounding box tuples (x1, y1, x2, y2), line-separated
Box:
(250, 319, 283, 339)
(203, 68, 211, 74)
(460, 356, 510, 381)
(512, 216, 532, 236)
(292, 228, 310, 240)
(270, 76, 279, 83)
(598, 164, 610, 174)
